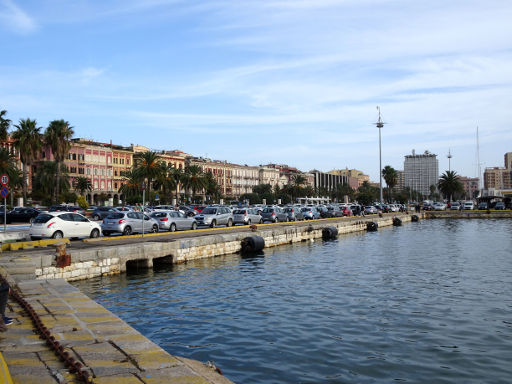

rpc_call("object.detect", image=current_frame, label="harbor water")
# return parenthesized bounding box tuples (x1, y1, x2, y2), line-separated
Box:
(73, 219, 512, 383)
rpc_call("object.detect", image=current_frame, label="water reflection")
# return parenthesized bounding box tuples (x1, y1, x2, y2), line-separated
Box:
(73, 219, 512, 384)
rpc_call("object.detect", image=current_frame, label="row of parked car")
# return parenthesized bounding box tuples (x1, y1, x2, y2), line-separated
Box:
(423, 200, 510, 211)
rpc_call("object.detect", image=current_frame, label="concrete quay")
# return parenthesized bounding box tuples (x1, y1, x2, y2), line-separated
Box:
(0, 213, 419, 383)
(425, 210, 512, 219)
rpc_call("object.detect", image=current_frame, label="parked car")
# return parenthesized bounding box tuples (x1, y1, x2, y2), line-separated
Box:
(477, 202, 488, 210)
(91, 207, 119, 221)
(29, 212, 101, 240)
(194, 206, 233, 228)
(450, 202, 461, 210)
(5, 207, 41, 223)
(301, 206, 321, 220)
(495, 201, 506, 210)
(232, 208, 263, 225)
(350, 204, 363, 216)
(283, 207, 305, 221)
(101, 211, 159, 236)
(463, 201, 474, 210)
(150, 210, 198, 231)
(341, 206, 353, 216)
(364, 206, 378, 215)
(433, 202, 447, 211)
(261, 206, 288, 223)
(49, 205, 86, 214)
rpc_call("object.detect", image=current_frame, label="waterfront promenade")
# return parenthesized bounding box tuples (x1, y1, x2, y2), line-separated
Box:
(1, 213, 418, 383)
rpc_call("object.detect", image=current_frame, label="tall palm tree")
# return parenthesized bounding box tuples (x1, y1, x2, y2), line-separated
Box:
(32, 161, 70, 204)
(0, 109, 11, 141)
(184, 164, 205, 202)
(133, 151, 162, 200)
(153, 162, 178, 204)
(73, 176, 92, 196)
(169, 166, 183, 204)
(290, 174, 307, 202)
(382, 165, 398, 202)
(438, 171, 464, 202)
(12, 118, 43, 203)
(203, 171, 220, 203)
(44, 120, 74, 203)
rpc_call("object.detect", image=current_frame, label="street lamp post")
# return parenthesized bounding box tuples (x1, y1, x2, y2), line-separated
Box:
(375, 106, 385, 206)
(447, 149, 452, 172)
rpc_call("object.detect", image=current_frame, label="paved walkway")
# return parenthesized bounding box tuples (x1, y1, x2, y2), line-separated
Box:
(0, 278, 232, 383)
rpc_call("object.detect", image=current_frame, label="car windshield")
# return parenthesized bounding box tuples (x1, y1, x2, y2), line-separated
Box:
(151, 212, 167, 218)
(262, 208, 274, 213)
(33, 213, 53, 223)
(201, 208, 217, 214)
(284, 208, 292, 212)
(233, 209, 245, 214)
(106, 213, 124, 219)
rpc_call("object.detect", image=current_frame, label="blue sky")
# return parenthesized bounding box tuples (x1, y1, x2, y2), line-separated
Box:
(1, 0, 511, 182)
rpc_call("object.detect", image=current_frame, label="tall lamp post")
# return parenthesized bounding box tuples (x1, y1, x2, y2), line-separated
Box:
(375, 106, 385, 205)
(447, 149, 452, 172)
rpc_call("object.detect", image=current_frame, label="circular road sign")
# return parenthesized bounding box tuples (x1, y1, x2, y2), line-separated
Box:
(0, 174, 8, 186)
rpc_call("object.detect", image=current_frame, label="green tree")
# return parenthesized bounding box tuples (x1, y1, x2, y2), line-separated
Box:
(119, 169, 142, 202)
(12, 118, 43, 203)
(32, 161, 70, 206)
(382, 165, 398, 202)
(73, 176, 92, 196)
(169, 166, 184, 204)
(203, 171, 221, 203)
(333, 183, 355, 202)
(0, 147, 19, 182)
(438, 171, 464, 202)
(0, 109, 11, 141)
(133, 151, 162, 201)
(183, 164, 205, 203)
(357, 181, 379, 206)
(45, 120, 74, 203)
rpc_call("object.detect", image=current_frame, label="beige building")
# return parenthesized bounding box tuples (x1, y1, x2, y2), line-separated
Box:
(232, 164, 260, 197)
(258, 167, 280, 187)
(329, 168, 369, 188)
(458, 176, 479, 199)
(188, 157, 233, 197)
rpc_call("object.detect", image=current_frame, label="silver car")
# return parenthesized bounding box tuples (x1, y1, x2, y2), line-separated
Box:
(261, 206, 289, 223)
(301, 207, 321, 220)
(101, 211, 159, 236)
(150, 210, 198, 231)
(194, 206, 233, 228)
(284, 206, 305, 221)
(233, 208, 263, 225)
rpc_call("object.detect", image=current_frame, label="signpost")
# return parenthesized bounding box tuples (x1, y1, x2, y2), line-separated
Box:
(141, 181, 146, 238)
(1, 174, 9, 232)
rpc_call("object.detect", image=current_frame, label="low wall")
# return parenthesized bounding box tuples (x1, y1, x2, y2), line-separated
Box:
(3, 214, 417, 283)
(425, 210, 512, 219)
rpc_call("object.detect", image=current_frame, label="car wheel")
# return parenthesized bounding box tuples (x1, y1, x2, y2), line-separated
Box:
(227, 219, 233, 227)
(123, 226, 132, 236)
(30, 236, 38, 241)
(29, 217, 34, 224)
(90, 229, 100, 238)
(274, 217, 278, 223)
(52, 231, 63, 239)
(103, 231, 111, 236)
(286, 217, 289, 222)
(191, 222, 197, 230)
(210, 220, 216, 228)
(259, 219, 263, 224)
(169, 223, 176, 232)
(92, 214, 100, 221)
(247, 219, 251, 225)
(152, 224, 158, 233)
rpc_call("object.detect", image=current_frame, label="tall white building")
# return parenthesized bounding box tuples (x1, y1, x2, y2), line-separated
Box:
(404, 150, 439, 197)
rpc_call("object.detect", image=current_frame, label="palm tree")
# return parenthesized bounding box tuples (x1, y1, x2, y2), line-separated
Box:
(153, 162, 178, 204)
(169, 166, 183, 204)
(438, 171, 464, 202)
(44, 120, 74, 203)
(73, 176, 92, 196)
(290, 174, 306, 202)
(12, 118, 43, 203)
(133, 151, 162, 200)
(0, 109, 11, 141)
(0, 147, 18, 180)
(382, 165, 398, 202)
(119, 169, 142, 202)
(203, 171, 220, 203)
(183, 164, 205, 203)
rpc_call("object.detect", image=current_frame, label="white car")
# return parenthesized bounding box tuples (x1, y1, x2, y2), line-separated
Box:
(29, 212, 102, 240)
(433, 202, 447, 211)
(463, 201, 474, 210)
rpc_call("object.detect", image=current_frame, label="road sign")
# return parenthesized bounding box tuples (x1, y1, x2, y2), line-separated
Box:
(0, 174, 8, 186)
(0, 186, 8, 198)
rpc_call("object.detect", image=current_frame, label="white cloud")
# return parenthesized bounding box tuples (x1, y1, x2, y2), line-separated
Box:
(0, 0, 36, 33)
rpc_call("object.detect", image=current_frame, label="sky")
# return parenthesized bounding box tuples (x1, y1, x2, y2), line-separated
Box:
(1, 0, 511, 182)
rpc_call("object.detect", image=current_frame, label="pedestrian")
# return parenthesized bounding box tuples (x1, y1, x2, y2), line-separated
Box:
(0, 278, 12, 331)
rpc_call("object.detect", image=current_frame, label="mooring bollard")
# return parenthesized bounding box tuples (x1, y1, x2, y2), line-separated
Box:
(240, 236, 265, 254)
(366, 222, 378, 231)
(322, 226, 338, 240)
(55, 242, 71, 268)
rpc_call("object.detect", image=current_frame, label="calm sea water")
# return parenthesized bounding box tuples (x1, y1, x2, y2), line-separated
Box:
(73, 219, 512, 384)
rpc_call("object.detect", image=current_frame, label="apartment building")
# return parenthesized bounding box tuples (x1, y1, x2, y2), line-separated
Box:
(403, 150, 439, 197)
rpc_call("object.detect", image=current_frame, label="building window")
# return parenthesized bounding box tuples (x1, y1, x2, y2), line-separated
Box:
(41, 151, 46, 159)
(78, 168, 84, 174)
(101, 181, 105, 189)
(114, 182, 118, 189)
(94, 169, 98, 175)
(86, 168, 91, 175)
(126, 159, 130, 165)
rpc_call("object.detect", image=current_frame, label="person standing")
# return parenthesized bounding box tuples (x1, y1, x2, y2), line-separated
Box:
(0, 279, 12, 331)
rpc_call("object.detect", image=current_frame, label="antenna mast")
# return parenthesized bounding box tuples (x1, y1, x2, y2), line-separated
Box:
(447, 149, 452, 172)
(374, 106, 385, 205)
(476, 126, 481, 191)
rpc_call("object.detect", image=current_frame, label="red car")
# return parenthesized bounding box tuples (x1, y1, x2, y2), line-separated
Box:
(342, 206, 353, 216)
